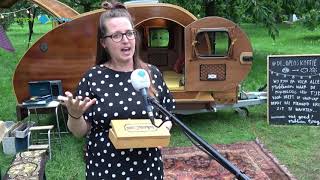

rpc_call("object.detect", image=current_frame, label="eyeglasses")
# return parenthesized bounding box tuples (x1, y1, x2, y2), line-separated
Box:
(103, 30, 136, 42)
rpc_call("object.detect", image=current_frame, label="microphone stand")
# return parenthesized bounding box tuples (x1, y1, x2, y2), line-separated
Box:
(148, 97, 251, 180)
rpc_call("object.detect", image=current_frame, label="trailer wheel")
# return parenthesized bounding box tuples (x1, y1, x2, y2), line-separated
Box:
(235, 107, 249, 117)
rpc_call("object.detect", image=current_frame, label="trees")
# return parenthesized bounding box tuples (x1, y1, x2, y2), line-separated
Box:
(60, 0, 127, 13)
(162, 0, 320, 40)
(162, 0, 278, 39)
(2, 0, 319, 38)
(0, 1, 31, 30)
(59, 0, 101, 13)
(296, 0, 320, 30)
(240, 0, 279, 40)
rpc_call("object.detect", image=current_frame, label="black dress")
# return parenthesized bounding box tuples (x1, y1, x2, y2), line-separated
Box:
(75, 64, 175, 180)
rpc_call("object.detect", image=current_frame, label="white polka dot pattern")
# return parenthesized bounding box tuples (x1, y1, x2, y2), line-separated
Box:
(75, 65, 174, 179)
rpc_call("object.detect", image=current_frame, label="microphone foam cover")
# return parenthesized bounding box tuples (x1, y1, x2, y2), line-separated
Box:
(130, 69, 151, 91)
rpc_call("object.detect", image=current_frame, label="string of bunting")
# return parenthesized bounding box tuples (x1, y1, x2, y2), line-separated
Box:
(269, 70, 320, 79)
(0, 4, 38, 19)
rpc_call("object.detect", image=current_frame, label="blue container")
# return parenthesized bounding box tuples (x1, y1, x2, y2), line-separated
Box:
(2, 136, 28, 155)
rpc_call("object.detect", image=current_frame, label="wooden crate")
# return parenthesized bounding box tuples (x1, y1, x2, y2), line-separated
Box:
(109, 119, 170, 149)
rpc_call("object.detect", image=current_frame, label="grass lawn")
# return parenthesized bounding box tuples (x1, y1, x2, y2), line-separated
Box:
(1, 21, 320, 180)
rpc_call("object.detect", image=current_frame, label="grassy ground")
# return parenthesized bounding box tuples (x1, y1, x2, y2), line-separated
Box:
(1, 22, 320, 179)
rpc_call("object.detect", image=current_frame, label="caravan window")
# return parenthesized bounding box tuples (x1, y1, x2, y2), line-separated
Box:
(195, 30, 230, 57)
(148, 28, 170, 48)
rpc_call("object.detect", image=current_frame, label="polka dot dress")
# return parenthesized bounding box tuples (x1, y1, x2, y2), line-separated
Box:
(76, 64, 175, 180)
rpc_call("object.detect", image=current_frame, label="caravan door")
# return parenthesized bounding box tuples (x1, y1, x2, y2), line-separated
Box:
(184, 17, 253, 92)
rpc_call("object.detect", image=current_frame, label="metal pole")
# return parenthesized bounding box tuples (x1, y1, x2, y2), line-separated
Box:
(148, 97, 251, 180)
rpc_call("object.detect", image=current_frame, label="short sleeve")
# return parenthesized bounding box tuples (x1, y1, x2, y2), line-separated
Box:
(149, 65, 176, 121)
(75, 71, 94, 124)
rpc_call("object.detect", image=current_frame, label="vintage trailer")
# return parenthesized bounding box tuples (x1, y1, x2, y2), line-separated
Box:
(9, 1, 266, 116)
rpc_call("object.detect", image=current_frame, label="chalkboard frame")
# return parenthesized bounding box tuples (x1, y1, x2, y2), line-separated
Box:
(267, 54, 320, 126)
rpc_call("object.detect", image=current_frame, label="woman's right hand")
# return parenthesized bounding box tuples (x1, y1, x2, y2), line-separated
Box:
(58, 91, 96, 119)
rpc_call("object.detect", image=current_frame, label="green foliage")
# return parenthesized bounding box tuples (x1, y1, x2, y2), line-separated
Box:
(60, 0, 128, 13)
(224, 0, 241, 23)
(161, 0, 320, 39)
(281, 0, 299, 16)
(241, 0, 279, 40)
(58, 0, 319, 35)
(161, 0, 279, 39)
(242, 0, 320, 34)
(297, 1, 320, 31)
(0, 1, 31, 30)
(301, 9, 320, 31)
(59, 0, 101, 12)
(162, 0, 204, 17)
(2, 0, 320, 39)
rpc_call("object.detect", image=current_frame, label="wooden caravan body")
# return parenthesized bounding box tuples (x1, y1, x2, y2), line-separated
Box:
(1, 0, 79, 18)
(29, 0, 79, 19)
(13, 2, 253, 111)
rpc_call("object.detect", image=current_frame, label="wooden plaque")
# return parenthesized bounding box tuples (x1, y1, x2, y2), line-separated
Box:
(108, 119, 171, 149)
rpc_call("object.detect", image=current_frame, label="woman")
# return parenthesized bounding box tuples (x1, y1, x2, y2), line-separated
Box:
(58, 1, 175, 179)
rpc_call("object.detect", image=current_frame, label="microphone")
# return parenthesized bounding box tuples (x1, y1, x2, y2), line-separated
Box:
(130, 69, 155, 125)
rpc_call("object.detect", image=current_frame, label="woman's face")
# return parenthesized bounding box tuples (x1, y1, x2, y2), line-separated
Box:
(101, 17, 136, 64)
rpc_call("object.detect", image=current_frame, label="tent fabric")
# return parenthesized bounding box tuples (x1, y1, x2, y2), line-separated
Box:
(0, 25, 15, 52)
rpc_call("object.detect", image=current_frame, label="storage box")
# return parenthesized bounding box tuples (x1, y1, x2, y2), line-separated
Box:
(14, 122, 34, 138)
(1, 121, 30, 155)
(109, 119, 170, 149)
(0, 121, 15, 143)
(2, 136, 28, 155)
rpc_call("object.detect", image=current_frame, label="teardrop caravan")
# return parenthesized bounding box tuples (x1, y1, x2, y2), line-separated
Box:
(13, 2, 261, 114)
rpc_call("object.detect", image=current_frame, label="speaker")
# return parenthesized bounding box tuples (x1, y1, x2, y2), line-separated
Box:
(28, 80, 63, 100)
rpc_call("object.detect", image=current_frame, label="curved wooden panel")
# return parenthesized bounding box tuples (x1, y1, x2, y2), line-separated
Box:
(185, 17, 253, 92)
(30, 0, 79, 18)
(13, 3, 197, 103)
(127, 3, 197, 27)
(13, 13, 99, 103)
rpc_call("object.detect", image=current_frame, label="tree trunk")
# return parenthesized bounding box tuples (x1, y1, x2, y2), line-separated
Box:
(0, 0, 19, 8)
(83, 4, 92, 12)
(204, 0, 215, 17)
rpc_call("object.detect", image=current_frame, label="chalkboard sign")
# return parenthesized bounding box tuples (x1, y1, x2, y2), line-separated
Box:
(268, 55, 320, 126)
